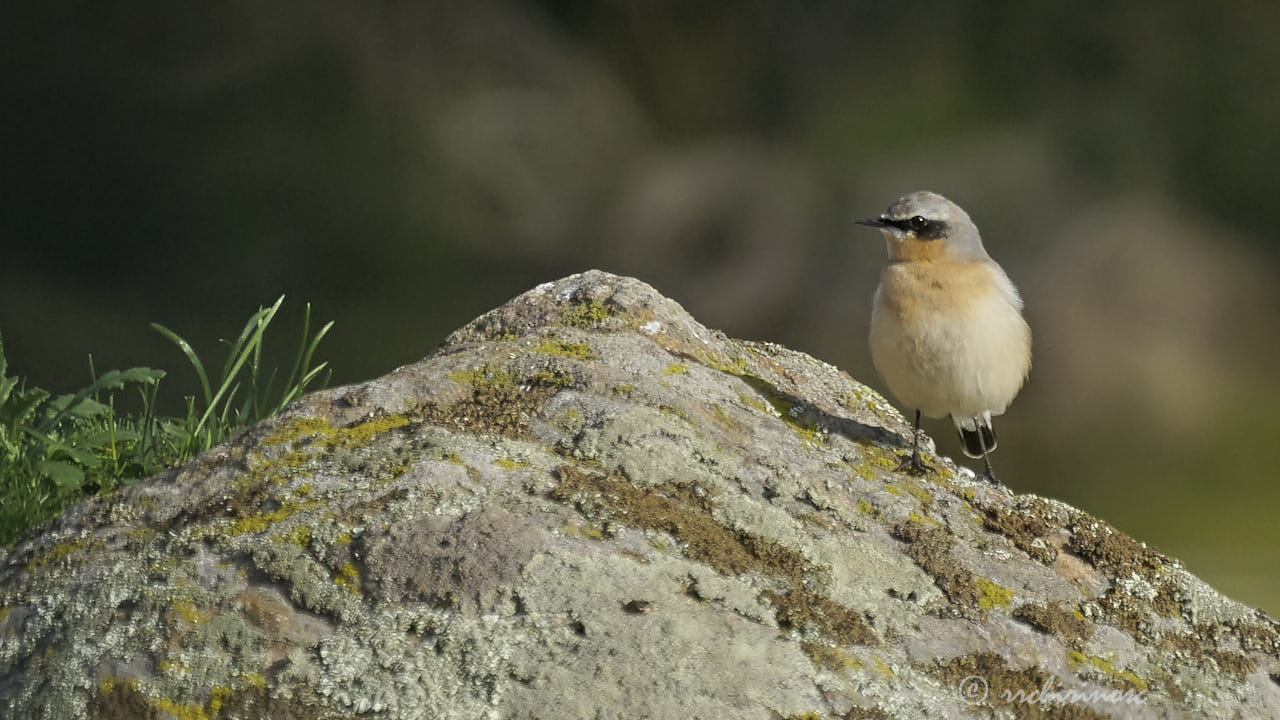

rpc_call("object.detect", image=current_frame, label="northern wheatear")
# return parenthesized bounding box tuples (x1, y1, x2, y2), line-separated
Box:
(857, 191, 1031, 481)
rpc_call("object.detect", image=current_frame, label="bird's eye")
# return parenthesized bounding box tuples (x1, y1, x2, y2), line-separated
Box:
(909, 216, 929, 231)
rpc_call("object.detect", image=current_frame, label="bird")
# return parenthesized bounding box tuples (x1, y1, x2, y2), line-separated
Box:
(856, 191, 1031, 482)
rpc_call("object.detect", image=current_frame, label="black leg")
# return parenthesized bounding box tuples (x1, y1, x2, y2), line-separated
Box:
(896, 409, 928, 476)
(977, 426, 997, 483)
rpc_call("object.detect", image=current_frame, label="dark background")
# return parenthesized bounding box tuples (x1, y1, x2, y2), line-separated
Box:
(3, 2, 1278, 614)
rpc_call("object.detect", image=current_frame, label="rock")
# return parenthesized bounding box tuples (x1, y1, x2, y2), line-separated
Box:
(1, 270, 1277, 720)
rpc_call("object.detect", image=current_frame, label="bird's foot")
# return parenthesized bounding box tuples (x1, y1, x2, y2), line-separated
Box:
(977, 457, 999, 484)
(895, 451, 930, 476)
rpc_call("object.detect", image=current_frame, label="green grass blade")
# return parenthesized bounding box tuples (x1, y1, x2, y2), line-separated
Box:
(280, 302, 313, 397)
(193, 297, 282, 440)
(195, 327, 261, 436)
(248, 319, 266, 419)
(218, 296, 282, 382)
(254, 368, 279, 422)
(217, 309, 265, 382)
(0, 331, 16, 408)
(273, 317, 333, 414)
(152, 322, 213, 408)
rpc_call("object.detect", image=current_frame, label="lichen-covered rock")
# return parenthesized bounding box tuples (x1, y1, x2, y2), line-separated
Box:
(2, 270, 1278, 719)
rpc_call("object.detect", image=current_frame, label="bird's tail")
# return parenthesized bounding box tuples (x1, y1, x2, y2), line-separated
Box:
(954, 414, 997, 459)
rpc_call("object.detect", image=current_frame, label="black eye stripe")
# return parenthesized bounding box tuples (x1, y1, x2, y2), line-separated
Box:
(886, 217, 946, 240)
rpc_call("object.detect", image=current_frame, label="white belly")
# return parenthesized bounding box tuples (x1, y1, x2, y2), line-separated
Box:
(870, 275, 1030, 420)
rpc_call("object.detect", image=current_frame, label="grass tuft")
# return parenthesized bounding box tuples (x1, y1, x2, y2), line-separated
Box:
(0, 298, 333, 545)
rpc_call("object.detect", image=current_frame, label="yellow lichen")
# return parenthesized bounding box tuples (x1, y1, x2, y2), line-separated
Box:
(97, 674, 139, 697)
(170, 597, 206, 625)
(975, 577, 1013, 610)
(262, 416, 329, 446)
(495, 457, 531, 470)
(262, 414, 409, 453)
(560, 299, 612, 326)
(531, 339, 596, 360)
(235, 450, 313, 491)
(852, 464, 877, 482)
(334, 562, 361, 594)
(657, 405, 691, 422)
(561, 522, 606, 540)
(1067, 651, 1149, 691)
(906, 484, 934, 507)
(333, 414, 410, 448)
(156, 658, 187, 673)
(872, 656, 896, 677)
(530, 368, 575, 387)
(709, 403, 738, 429)
(557, 407, 584, 432)
(907, 511, 940, 526)
(689, 347, 749, 375)
(862, 446, 901, 472)
(26, 538, 98, 572)
(225, 501, 307, 536)
(662, 363, 689, 375)
(738, 375, 824, 445)
(147, 684, 235, 720)
(127, 527, 158, 543)
(278, 524, 312, 547)
(800, 641, 864, 671)
(448, 366, 516, 390)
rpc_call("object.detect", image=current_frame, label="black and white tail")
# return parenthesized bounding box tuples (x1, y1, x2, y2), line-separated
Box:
(954, 413, 997, 459)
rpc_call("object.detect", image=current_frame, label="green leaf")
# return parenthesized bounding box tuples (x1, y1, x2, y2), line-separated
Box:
(49, 394, 110, 418)
(1, 386, 49, 435)
(36, 367, 165, 433)
(80, 429, 142, 448)
(24, 427, 103, 468)
(37, 460, 85, 490)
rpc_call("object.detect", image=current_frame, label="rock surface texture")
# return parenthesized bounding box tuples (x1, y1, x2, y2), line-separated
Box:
(2, 270, 1279, 720)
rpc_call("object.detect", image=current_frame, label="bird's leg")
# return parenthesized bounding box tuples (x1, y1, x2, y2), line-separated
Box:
(977, 428, 997, 484)
(896, 409, 929, 475)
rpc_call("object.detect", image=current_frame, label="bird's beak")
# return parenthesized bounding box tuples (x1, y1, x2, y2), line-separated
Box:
(854, 216, 889, 228)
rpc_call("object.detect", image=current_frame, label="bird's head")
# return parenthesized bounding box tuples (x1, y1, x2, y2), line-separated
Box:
(856, 191, 987, 263)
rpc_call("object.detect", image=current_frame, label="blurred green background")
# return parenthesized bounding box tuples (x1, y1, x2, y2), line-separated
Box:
(2, 2, 1278, 614)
